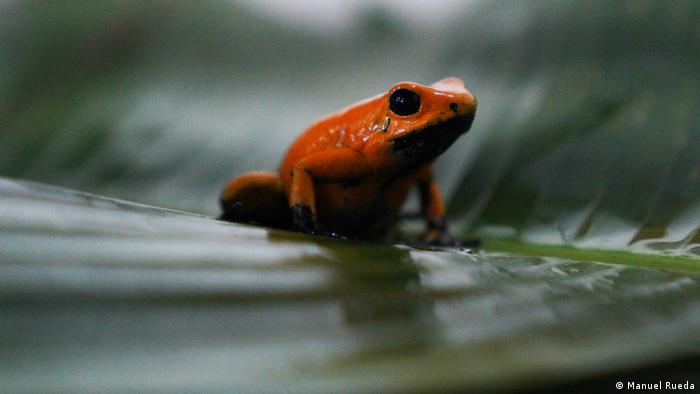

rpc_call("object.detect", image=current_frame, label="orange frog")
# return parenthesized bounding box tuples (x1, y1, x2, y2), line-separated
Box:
(219, 77, 477, 246)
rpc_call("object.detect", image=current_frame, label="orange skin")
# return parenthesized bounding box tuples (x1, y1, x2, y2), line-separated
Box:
(219, 77, 477, 245)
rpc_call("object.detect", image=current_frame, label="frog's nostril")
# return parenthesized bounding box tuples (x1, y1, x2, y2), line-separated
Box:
(449, 96, 477, 116)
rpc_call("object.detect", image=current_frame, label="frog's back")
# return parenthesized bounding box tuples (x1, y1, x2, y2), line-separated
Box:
(280, 95, 383, 186)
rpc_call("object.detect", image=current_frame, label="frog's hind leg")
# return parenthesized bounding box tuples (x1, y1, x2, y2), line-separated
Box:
(219, 171, 292, 230)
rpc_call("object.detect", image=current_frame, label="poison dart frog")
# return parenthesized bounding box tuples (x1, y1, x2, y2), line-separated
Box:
(219, 77, 477, 246)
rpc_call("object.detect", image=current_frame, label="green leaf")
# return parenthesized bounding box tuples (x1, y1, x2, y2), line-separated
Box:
(1, 178, 699, 392)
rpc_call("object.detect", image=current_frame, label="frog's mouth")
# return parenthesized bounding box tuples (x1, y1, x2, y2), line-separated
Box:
(390, 114, 475, 166)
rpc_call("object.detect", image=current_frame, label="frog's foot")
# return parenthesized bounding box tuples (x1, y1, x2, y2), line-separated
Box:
(291, 204, 321, 234)
(419, 232, 481, 248)
(420, 217, 450, 246)
(420, 229, 460, 247)
(291, 205, 348, 240)
(419, 217, 480, 248)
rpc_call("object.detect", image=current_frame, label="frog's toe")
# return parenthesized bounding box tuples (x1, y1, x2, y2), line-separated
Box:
(420, 228, 449, 246)
(291, 204, 321, 234)
(420, 230, 478, 248)
(290, 205, 348, 240)
(429, 234, 460, 247)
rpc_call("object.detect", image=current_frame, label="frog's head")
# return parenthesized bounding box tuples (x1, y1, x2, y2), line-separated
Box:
(364, 77, 477, 168)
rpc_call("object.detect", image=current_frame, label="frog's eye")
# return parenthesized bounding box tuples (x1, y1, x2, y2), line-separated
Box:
(389, 89, 421, 116)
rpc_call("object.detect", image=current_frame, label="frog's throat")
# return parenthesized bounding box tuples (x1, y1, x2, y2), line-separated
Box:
(389, 114, 475, 166)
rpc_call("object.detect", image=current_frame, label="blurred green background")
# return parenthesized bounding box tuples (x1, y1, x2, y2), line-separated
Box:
(1, 0, 699, 392)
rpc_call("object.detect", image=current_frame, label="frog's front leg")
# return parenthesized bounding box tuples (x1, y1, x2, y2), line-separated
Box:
(416, 166, 461, 247)
(288, 148, 370, 236)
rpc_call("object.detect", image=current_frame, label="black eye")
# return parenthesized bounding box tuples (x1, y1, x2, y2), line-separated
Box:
(389, 88, 421, 116)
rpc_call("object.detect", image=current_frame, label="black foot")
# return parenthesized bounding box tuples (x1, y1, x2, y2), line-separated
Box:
(421, 217, 481, 248)
(416, 234, 482, 249)
(291, 204, 347, 240)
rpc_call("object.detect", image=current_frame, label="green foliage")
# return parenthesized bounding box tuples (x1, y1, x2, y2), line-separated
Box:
(1, 178, 698, 392)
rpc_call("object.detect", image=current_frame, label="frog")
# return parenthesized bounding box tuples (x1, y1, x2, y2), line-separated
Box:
(218, 77, 477, 246)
